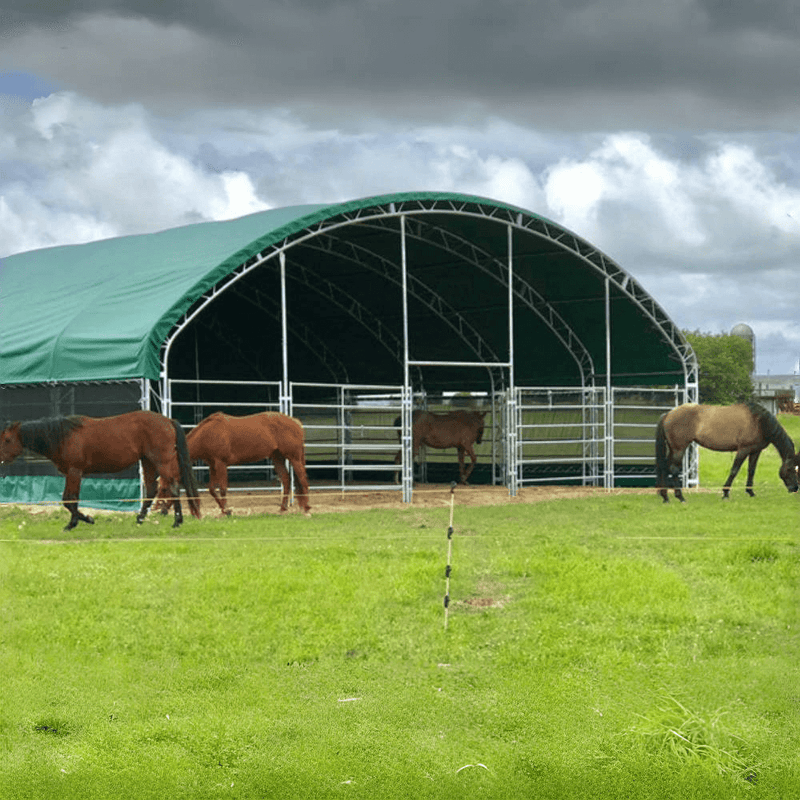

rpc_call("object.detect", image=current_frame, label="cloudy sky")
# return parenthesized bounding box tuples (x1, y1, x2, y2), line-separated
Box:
(2, 0, 799, 374)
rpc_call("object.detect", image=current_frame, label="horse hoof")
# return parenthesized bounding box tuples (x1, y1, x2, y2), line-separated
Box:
(224, 509, 232, 517)
(85, 516, 95, 525)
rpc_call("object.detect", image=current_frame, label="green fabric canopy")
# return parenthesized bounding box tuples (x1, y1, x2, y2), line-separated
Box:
(0, 191, 692, 389)
(0, 201, 334, 383)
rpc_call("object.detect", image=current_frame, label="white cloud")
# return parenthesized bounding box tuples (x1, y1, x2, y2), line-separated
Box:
(2, 90, 800, 372)
(544, 133, 706, 248)
(0, 92, 268, 253)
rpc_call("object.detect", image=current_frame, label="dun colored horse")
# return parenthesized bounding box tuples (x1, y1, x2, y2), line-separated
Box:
(394, 409, 488, 485)
(0, 411, 201, 530)
(655, 402, 798, 502)
(179, 411, 311, 515)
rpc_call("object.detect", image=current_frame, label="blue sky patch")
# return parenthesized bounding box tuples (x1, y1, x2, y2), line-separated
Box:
(0, 71, 58, 102)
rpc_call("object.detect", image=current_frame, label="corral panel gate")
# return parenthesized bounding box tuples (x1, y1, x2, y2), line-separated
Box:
(289, 383, 404, 493)
(166, 378, 284, 499)
(611, 386, 697, 489)
(164, 379, 406, 503)
(513, 385, 697, 490)
(514, 387, 605, 488)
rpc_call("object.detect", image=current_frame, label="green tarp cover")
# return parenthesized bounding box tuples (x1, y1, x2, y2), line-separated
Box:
(0, 201, 334, 383)
(0, 476, 139, 511)
(0, 192, 528, 385)
(1, 191, 689, 389)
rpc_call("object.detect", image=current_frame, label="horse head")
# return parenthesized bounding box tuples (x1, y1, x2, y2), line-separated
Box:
(780, 455, 799, 493)
(0, 421, 23, 464)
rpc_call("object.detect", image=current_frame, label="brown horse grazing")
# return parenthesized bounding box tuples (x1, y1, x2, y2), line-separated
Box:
(394, 409, 488, 485)
(180, 411, 311, 515)
(655, 402, 798, 502)
(0, 411, 201, 530)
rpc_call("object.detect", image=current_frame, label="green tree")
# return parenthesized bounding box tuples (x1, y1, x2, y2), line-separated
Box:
(683, 330, 754, 404)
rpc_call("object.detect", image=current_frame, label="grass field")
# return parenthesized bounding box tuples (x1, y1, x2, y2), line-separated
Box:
(1, 418, 799, 799)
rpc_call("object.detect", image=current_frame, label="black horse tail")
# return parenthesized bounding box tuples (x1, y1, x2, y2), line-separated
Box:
(173, 420, 202, 519)
(654, 413, 671, 488)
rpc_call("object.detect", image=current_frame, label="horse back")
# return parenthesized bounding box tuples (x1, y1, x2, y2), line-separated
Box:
(415, 409, 484, 449)
(666, 403, 761, 452)
(188, 411, 305, 464)
(57, 410, 175, 474)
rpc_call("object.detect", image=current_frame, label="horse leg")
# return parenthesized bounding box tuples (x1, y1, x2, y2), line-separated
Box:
(62, 469, 92, 531)
(206, 462, 230, 516)
(286, 454, 312, 514)
(744, 452, 761, 497)
(152, 461, 185, 529)
(394, 449, 402, 485)
(158, 477, 184, 528)
(272, 457, 292, 512)
(667, 449, 685, 502)
(137, 461, 158, 523)
(170, 490, 184, 528)
(721, 452, 748, 499)
(462, 445, 478, 484)
(157, 476, 173, 515)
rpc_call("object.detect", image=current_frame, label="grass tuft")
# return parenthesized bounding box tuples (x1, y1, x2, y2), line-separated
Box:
(628, 694, 759, 783)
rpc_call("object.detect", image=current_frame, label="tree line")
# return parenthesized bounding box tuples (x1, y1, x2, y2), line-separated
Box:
(683, 330, 754, 405)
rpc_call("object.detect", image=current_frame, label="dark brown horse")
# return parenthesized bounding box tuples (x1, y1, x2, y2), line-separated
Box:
(394, 409, 488, 484)
(0, 411, 201, 530)
(180, 411, 311, 515)
(655, 402, 798, 502)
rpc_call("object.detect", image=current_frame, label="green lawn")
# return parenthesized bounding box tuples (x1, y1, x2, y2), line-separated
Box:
(2, 483, 799, 799)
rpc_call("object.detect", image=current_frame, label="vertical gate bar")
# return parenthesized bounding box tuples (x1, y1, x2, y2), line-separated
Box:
(339, 385, 346, 493)
(139, 378, 149, 503)
(280, 252, 295, 505)
(400, 215, 413, 502)
(604, 278, 614, 489)
(491, 391, 498, 485)
(507, 224, 518, 497)
(280, 251, 290, 416)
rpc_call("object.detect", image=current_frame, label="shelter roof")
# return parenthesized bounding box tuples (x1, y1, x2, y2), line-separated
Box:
(0, 192, 694, 389)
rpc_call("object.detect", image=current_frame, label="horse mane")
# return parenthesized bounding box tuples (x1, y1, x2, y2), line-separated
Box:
(746, 402, 795, 460)
(17, 416, 83, 457)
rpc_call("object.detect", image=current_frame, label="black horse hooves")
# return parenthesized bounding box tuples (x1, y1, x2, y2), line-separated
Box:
(63, 516, 94, 532)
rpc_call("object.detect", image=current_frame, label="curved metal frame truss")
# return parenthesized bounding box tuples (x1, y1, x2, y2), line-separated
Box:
(156, 195, 698, 494)
(302, 233, 507, 391)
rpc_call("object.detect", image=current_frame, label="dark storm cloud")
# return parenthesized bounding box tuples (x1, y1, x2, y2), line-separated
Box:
(4, 1, 800, 372)
(3, 0, 799, 127)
